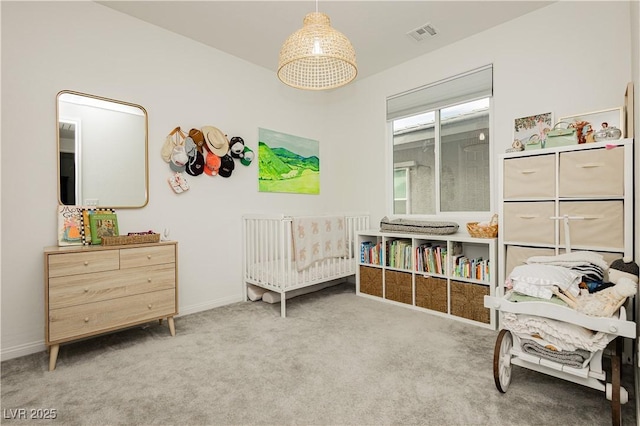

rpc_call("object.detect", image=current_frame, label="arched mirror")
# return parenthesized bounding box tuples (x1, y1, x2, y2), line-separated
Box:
(57, 90, 149, 208)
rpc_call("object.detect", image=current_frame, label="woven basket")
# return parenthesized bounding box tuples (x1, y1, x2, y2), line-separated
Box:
(466, 222, 498, 239)
(101, 233, 160, 246)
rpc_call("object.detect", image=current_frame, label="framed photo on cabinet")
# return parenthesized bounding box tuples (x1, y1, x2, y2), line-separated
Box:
(560, 107, 624, 143)
(513, 112, 553, 149)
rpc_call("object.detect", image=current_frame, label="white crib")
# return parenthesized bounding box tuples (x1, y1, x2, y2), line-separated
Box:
(242, 213, 370, 317)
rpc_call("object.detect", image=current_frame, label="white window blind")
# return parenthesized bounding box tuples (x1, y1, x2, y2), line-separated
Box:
(386, 65, 493, 121)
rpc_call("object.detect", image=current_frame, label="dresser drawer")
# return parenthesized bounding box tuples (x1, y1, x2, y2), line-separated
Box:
(503, 202, 555, 244)
(120, 245, 175, 269)
(48, 288, 176, 343)
(559, 147, 624, 197)
(49, 264, 176, 309)
(48, 250, 119, 278)
(559, 201, 624, 250)
(503, 154, 555, 199)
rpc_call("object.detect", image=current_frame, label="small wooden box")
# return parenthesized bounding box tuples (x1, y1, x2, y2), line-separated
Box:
(384, 270, 412, 305)
(450, 280, 490, 324)
(359, 266, 382, 298)
(415, 275, 447, 313)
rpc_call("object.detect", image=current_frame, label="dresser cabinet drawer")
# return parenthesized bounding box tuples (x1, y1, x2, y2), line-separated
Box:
(48, 250, 119, 278)
(120, 245, 175, 269)
(559, 201, 624, 250)
(559, 147, 624, 197)
(503, 155, 555, 199)
(49, 288, 176, 343)
(503, 202, 555, 244)
(49, 264, 176, 309)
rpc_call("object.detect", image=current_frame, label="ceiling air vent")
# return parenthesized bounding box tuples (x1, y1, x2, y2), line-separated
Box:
(407, 23, 438, 42)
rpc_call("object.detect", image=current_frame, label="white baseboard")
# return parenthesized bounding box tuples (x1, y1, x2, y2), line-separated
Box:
(1, 295, 244, 362)
(1, 340, 47, 362)
(177, 295, 243, 317)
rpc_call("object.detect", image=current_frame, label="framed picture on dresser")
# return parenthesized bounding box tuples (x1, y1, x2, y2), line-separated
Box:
(89, 213, 119, 245)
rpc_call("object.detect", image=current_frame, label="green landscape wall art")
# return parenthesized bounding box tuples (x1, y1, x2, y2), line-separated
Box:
(258, 128, 319, 194)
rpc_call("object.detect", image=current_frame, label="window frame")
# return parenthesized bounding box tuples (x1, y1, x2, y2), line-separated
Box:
(386, 97, 494, 219)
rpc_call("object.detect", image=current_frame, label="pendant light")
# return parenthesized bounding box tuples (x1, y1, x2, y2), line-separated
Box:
(277, 1, 357, 90)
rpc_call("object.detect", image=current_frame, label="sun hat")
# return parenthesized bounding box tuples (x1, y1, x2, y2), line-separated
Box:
(204, 151, 222, 176)
(202, 126, 229, 157)
(188, 128, 206, 152)
(229, 136, 245, 158)
(185, 150, 205, 176)
(161, 126, 186, 162)
(240, 146, 254, 166)
(218, 154, 235, 178)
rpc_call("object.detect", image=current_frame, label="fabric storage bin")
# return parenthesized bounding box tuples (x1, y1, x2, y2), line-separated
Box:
(450, 280, 490, 323)
(415, 275, 447, 313)
(384, 270, 412, 304)
(502, 202, 555, 244)
(503, 155, 555, 199)
(359, 265, 383, 298)
(505, 245, 556, 278)
(559, 201, 624, 250)
(559, 147, 624, 197)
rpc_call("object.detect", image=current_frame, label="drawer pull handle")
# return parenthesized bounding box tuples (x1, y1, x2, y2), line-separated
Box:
(578, 163, 603, 169)
(148, 304, 153, 309)
(84, 261, 89, 266)
(520, 169, 537, 174)
(517, 215, 538, 219)
(84, 317, 89, 323)
(147, 255, 152, 260)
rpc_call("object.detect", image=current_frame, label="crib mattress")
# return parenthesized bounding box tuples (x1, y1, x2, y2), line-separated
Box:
(247, 258, 355, 290)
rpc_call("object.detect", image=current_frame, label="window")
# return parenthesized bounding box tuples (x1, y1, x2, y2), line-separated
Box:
(387, 66, 493, 215)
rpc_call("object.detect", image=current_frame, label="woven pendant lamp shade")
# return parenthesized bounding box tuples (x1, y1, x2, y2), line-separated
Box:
(278, 12, 357, 90)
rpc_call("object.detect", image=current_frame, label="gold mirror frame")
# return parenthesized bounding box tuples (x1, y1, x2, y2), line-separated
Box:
(57, 90, 149, 208)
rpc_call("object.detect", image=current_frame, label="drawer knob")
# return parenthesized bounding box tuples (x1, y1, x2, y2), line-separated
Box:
(147, 255, 152, 260)
(84, 288, 89, 293)
(609, 325, 618, 333)
(84, 261, 89, 266)
(148, 278, 152, 283)
(148, 304, 152, 309)
(84, 317, 89, 323)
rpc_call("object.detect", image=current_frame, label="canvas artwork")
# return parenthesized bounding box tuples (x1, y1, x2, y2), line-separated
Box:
(258, 128, 319, 195)
(513, 112, 553, 149)
(57, 205, 84, 246)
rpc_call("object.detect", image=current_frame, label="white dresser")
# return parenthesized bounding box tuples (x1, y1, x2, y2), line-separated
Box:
(44, 241, 178, 370)
(499, 139, 633, 286)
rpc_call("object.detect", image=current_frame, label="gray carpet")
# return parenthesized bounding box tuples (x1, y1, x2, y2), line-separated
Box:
(1, 282, 636, 425)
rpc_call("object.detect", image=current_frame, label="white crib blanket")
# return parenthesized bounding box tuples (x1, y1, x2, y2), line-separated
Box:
(291, 216, 347, 271)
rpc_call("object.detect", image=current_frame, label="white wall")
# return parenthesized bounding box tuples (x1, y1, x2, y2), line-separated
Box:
(0, 1, 353, 359)
(329, 0, 636, 226)
(2, 1, 638, 361)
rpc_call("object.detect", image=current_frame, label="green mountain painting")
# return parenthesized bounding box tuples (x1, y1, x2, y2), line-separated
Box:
(258, 128, 319, 194)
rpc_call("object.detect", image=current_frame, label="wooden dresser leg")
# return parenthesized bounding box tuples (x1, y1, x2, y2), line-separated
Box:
(167, 317, 176, 336)
(49, 345, 59, 371)
(158, 318, 163, 325)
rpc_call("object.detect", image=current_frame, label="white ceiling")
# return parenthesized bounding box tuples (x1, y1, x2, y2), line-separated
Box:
(98, 1, 553, 81)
